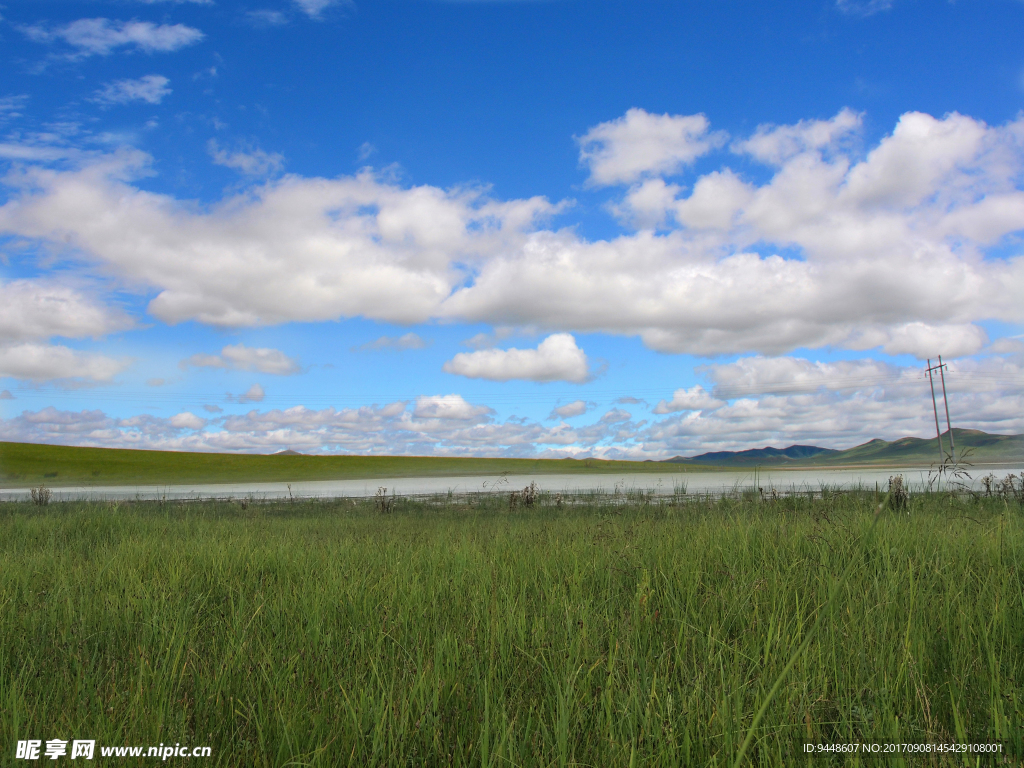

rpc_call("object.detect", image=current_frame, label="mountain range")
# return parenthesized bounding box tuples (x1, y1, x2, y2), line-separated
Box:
(666, 429, 1023, 467)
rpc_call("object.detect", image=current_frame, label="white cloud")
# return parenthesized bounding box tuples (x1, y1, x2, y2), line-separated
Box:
(637, 354, 1024, 455)
(93, 75, 171, 105)
(169, 411, 206, 429)
(549, 400, 590, 420)
(578, 108, 727, 186)
(0, 390, 13, 400)
(443, 333, 589, 383)
(0, 342, 130, 383)
(0, 154, 557, 328)
(0, 279, 133, 342)
(836, 0, 893, 16)
(412, 394, 493, 421)
(734, 109, 862, 166)
(1, 110, 1022, 360)
(23, 19, 204, 57)
(227, 383, 265, 403)
(208, 140, 284, 176)
(358, 332, 428, 351)
(185, 344, 300, 375)
(246, 10, 289, 26)
(0, 279, 133, 385)
(0, 95, 29, 121)
(445, 110, 1024, 358)
(653, 386, 724, 414)
(3, 355, 1021, 456)
(293, 0, 341, 18)
(988, 338, 1024, 354)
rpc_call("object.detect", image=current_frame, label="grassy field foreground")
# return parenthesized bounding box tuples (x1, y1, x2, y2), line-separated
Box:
(1, 491, 1022, 766)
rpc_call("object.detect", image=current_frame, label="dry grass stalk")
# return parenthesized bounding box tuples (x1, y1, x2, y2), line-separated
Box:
(30, 486, 51, 507)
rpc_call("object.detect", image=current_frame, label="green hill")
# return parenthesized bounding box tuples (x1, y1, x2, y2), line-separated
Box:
(0, 441, 695, 488)
(669, 429, 1022, 468)
(814, 429, 1023, 466)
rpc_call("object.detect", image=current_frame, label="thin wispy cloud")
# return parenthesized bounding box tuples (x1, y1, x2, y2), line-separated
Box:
(92, 75, 171, 105)
(358, 333, 428, 351)
(22, 18, 204, 58)
(227, 383, 266, 403)
(185, 344, 301, 375)
(207, 140, 284, 176)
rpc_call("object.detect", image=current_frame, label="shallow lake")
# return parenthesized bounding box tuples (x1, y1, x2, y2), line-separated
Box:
(3, 463, 1021, 502)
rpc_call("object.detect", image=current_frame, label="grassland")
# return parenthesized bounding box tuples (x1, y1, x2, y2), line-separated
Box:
(0, 442, 699, 488)
(2, 489, 1022, 766)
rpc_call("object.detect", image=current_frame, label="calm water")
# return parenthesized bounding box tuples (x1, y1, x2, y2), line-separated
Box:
(3, 464, 1021, 502)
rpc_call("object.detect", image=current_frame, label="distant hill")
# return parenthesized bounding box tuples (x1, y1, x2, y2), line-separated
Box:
(815, 429, 1023, 466)
(666, 445, 835, 465)
(0, 441, 694, 488)
(667, 429, 1023, 467)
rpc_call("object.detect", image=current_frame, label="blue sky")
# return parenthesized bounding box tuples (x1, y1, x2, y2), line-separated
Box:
(1, 0, 1023, 457)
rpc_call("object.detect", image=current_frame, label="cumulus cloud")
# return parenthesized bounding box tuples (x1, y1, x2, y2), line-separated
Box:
(358, 332, 428, 351)
(169, 411, 206, 429)
(3, 355, 1022, 456)
(548, 399, 590, 420)
(0, 342, 130, 383)
(93, 75, 171, 105)
(412, 394, 493, 421)
(703, 356, 907, 398)
(734, 109, 862, 166)
(0, 397, 611, 457)
(0, 279, 133, 342)
(227, 383, 265, 403)
(446, 110, 1024, 358)
(208, 140, 284, 176)
(578, 108, 727, 186)
(184, 344, 301, 375)
(1, 110, 1023, 359)
(653, 386, 724, 414)
(443, 333, 589, 383)
(638, 354, 1024, 456)
(0, 153, 557, 328)
(22, 19, 204, 57)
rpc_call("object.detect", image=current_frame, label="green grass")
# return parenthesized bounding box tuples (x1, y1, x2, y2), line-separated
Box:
(0, 442, 699, 488)
(2, 490, 1022, 766)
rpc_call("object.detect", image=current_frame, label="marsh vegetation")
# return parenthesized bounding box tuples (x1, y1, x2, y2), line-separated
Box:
(1, 488, 1022, 766)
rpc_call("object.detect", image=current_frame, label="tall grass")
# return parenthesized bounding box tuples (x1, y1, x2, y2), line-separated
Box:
(1, 490, 1021, 766)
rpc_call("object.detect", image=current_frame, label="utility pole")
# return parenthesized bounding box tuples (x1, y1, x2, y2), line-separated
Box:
(937, 354, 954, 455)
(926, 359, 944, 463)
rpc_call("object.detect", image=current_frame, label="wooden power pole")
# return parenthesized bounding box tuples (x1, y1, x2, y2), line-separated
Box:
(937, 354, 954, 455)
(926, 359, 945, 463)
